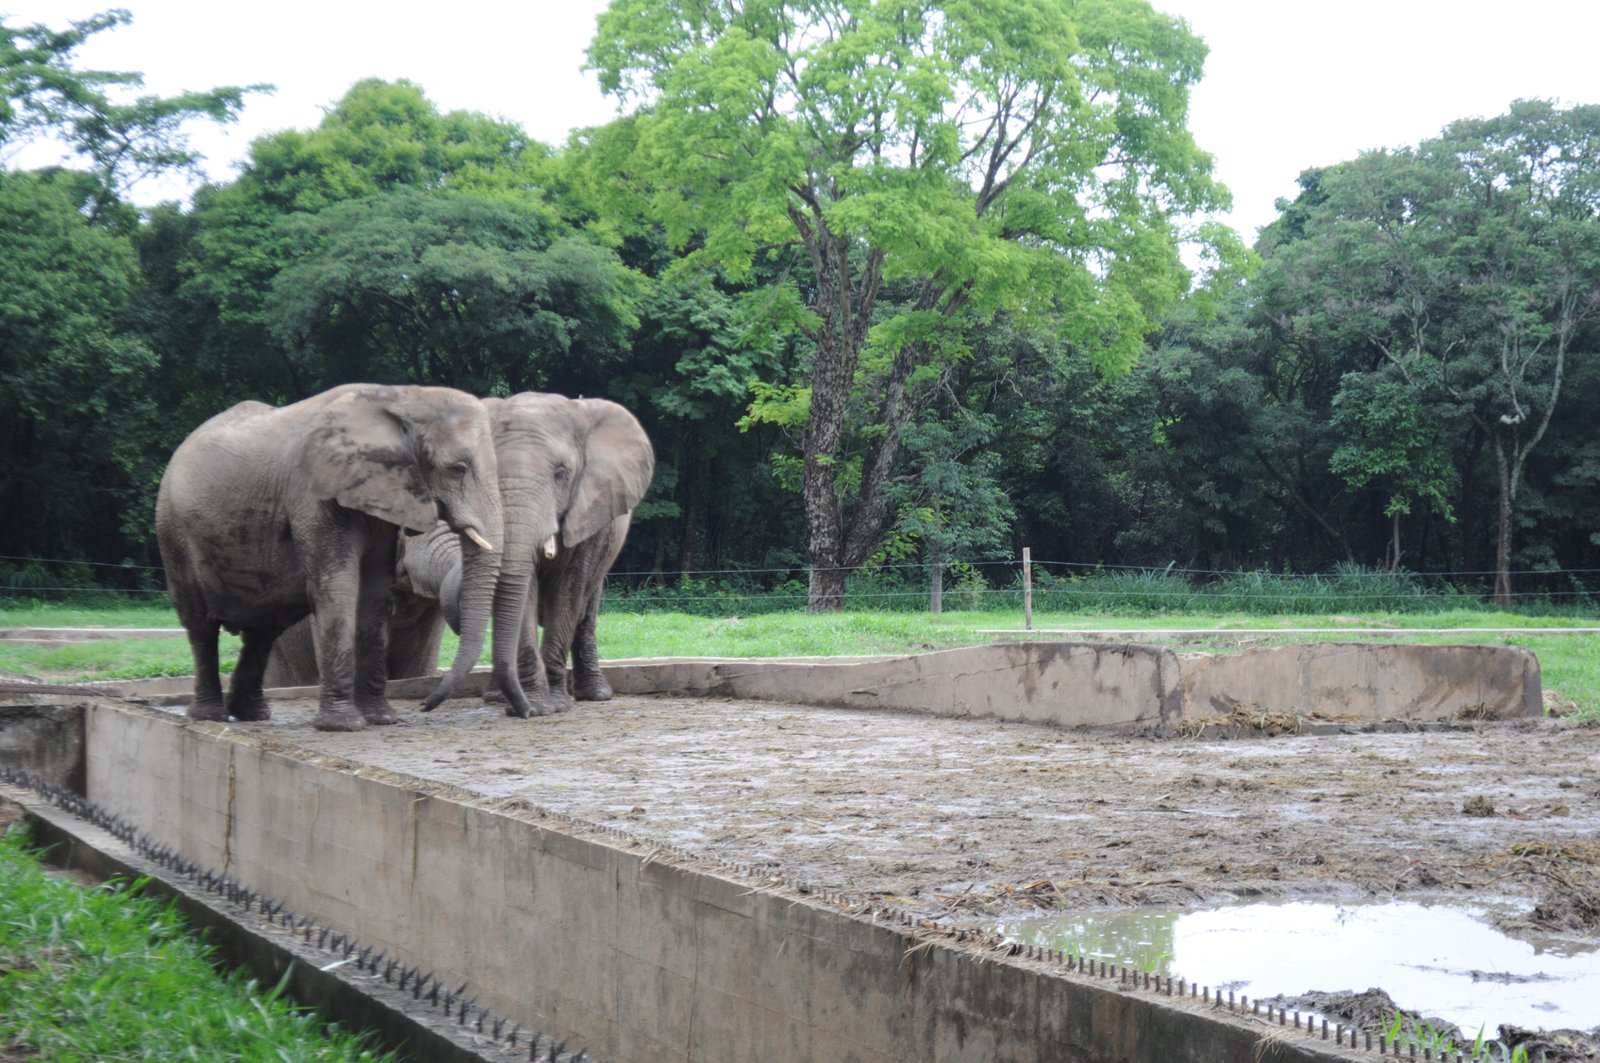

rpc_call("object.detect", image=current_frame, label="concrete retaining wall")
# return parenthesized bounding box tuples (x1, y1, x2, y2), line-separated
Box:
(604, 640, 1541, 728)
(80, 700, 1363, 1063)
(1179, 642, 1543, 722)
(0, 702, 85, 791)
(605, 642, 1184, 729)
(28, 640, 1542, 730)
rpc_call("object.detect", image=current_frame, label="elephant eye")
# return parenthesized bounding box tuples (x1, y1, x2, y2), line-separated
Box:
(448, 462, 470, 478)
(554, 465, 571, 484)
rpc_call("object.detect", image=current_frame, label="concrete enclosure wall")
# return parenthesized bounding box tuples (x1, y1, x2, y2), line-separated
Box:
(1178, 642, 1542, 721)
(604, 640, 1541, 728)
(80, 701, 1363, 1063)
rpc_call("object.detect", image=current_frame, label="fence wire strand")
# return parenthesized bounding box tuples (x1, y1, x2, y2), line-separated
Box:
(3, 550, 1597, 612)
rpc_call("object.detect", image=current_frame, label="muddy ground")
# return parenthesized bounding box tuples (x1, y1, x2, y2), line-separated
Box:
(146, 690, 1600, 929)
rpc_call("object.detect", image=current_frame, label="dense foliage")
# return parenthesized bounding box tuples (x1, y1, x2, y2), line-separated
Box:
(2, 6, 1597, 611)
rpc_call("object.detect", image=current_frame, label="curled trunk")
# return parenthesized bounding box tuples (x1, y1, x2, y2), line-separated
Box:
(423, 530, 498, 710)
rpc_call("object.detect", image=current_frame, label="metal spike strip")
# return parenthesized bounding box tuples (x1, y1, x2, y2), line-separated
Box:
(0, 768, 607, 1063)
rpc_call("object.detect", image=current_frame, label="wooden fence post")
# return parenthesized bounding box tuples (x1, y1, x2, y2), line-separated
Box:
(1023, 547, 1033, 631)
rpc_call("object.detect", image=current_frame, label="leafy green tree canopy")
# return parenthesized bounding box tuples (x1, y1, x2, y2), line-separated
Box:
(588, 0, 1229, 608)
(1255, 99, 1600, 601)
(266, 187, 642, 394)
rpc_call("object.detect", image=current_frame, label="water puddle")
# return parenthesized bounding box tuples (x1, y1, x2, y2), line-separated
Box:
(999, 900, 1600, 1035)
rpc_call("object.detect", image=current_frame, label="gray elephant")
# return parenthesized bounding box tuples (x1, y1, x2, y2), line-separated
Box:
(156, 383, 510, 731)
(265, 393, 653, 718)
(478, 393, 653, 716)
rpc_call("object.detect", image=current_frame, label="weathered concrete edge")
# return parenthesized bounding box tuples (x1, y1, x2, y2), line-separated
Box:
(61, 639, 1543, 731)
(82, 700, 1370, 1063)
(3, 787, 543, 1063)
(601, 642, 1186, 731)
(0, 702, 86, 791)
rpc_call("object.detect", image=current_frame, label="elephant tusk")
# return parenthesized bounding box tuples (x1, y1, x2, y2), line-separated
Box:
(543, 534, 558, 558)
(464, 527, 495, 552)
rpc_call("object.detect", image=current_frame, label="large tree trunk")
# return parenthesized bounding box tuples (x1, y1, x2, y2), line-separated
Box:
(1492, 437, 1514, 609)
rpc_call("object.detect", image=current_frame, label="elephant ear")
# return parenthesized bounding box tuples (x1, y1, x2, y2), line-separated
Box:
(305, 387, 439, 533)
(565, 398, 655, 545)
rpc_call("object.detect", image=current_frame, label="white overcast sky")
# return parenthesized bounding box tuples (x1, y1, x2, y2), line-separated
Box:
(7, 0, 1600, 242)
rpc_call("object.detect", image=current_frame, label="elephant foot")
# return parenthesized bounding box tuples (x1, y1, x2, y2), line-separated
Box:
(312, 702, 368, 732)
(357, 699, 399, 725)
(492, 686, 572, 718)
(524, 678, 575, 715)
(188, 696, 228, 722)
(573, 675, 613, 702)
(226, 692, 272, 722)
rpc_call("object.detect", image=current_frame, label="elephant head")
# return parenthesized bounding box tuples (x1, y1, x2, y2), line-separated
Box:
(422, 392, 653, 718)
(301, 385, 504, 714)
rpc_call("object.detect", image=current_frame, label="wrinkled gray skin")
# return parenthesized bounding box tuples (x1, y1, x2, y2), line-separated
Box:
(156, 384, 504, 732)
(266, 394, 653, 718)
(261, 525, 458, 691)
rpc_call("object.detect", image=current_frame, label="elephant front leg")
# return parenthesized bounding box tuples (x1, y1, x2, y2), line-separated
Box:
(568, 591, 612, 702)
(516, 599, 574, 717)
(351, 546, 399, 725)
(308, 567, 367, 732)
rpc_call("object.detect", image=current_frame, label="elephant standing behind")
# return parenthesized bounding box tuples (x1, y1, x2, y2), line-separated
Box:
(265, 393, 653, 718)
(156, 383, 507, 731)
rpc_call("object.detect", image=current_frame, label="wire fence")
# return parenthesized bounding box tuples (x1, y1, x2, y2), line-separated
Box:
(4, 551, 1597, 617)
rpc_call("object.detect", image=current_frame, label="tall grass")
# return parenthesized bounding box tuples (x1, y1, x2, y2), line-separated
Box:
(0, 822, 394, 1061)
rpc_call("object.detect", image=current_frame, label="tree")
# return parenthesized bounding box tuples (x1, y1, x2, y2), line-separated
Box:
(1, 8, 266, 222)
(0, 9, 266, 578)
(265, 188, 641, 394)
(181, 79, 628, 404)
(887, 408, 1013, 612)
(1266, 101, 1600, 604)
(1329, 368, 1456, 571)
(0, 170, 159, 563)
(588, 0, 1227, 609)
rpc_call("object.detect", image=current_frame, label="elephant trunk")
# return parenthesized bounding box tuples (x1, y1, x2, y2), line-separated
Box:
(422, 503, 503, 712)
(485, 485, 548, 719)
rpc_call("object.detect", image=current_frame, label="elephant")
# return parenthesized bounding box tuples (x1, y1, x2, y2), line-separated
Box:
(476, 393, 653, 716)
(263, 393, 653, 718)
(155, 383, 512, 732)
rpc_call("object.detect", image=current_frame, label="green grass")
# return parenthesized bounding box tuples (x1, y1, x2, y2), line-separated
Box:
(0, 821, 394, 1062)
(0, 602, 180, 628)
(4, 600, 1596, 720)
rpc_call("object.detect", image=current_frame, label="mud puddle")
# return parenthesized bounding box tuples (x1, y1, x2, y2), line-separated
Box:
(1000, 898, 1600, 1035)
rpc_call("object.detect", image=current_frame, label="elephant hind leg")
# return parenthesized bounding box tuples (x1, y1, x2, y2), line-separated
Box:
(183, 619, 227, 721)
(569, 600, 612, 702)
(227, 626, 284, 721)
